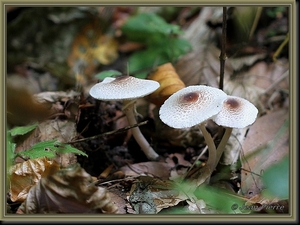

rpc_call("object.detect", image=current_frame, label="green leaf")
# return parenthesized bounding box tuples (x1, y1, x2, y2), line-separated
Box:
(121, 12, 191, 79)
(6, 128, 16, 191)
(9, 122, 38, 136)
(18, 140, 88, 159)
(54, 141, 88, 157)
(121, 13, 183, 45)
(193, 185, 246, 214)
(163, 38, 192, 62)
(128, 38, 191, 79)
(94, 70, 122, 80)
(128, 48, 170, 79)
(261, 156, 289, 199)
(18, 140, 58, 159)
(7, 132, 16, 166)
(173, 181, 246, 214)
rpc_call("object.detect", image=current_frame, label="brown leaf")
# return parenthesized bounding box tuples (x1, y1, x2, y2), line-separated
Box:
(7, 84, 51, 126)
(118, 41, 144, 52)
(14, 120, 79, 167)
(9, 157, 60, 202)
(249, 60, 289, 91)
(16, 164, 119, 214)
(34, 90, 81, 120)
(128, 176, 187, 214)
(120, 162, 173, 180)
(240, 108, 289, 198)
(146, 62, 186, 107)
(175, 45, 225, 88)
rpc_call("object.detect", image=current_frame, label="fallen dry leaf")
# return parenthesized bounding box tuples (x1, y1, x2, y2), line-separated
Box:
(9, 157, 60, 202)
(13, 90, 81, 167)
(14, 119, 79, 167)
(240, 108, 289, 198)
(146, 62, 186, 107)
(16, 163, 118, 214)
(128, 176, 188, 214)
(120, 161, 173, 180)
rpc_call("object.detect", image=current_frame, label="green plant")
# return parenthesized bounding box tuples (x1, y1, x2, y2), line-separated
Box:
(261, 156, 289, 199)
(160, 181, 246, 214)
(121, 12, 192, 79)
(94, 70, 122, 80)
(266, 7, 286, 18)
(7, 123, 88, 161)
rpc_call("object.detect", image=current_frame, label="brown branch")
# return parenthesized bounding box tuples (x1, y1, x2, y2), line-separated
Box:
(219, 7, 227, 91)
(65, 120, 148, 144)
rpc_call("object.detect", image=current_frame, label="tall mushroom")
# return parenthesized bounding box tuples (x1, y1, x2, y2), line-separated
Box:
(212, 95, 259, 168)
(159, 85, 228, 180)
(89, 75, 160, 161)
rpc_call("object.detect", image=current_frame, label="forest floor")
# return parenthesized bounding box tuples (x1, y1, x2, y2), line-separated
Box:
(6, 6, 291, 217)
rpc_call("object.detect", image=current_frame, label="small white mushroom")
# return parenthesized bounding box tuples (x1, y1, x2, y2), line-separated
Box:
(212, 95, 259, 167)
(89, 75, 160, 161)
(159, 85, 228, 178)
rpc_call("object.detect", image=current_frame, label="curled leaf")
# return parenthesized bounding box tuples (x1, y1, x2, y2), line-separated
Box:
(9, 157, 60, 202)
(146, 62, 185, 106)
(16, 164, 119, 214)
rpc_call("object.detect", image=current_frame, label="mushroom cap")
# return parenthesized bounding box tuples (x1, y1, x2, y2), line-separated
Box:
(159, 85, 228, 129)
(212, 95, 258, 128)
(89, 76, 160, 101)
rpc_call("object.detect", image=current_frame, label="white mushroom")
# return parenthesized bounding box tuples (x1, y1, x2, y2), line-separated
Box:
(159, 85, 228, 178)
(89, 75, 160, 161)
(212, 95, 259, 167)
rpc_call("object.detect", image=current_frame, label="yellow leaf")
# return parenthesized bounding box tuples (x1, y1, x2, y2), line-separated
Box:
(67, 20, 119, 80)
(9, 157, 60, 202)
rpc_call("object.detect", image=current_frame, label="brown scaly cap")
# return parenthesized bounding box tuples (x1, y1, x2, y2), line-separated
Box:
(159, 85, 228, 129)
(89, 76, 160, 101)
(212, 95, 259, 128)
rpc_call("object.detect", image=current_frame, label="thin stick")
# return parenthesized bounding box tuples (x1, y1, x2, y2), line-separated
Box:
(249, 7, 262, 41)
(65, 121, 148, 144)
(182, 145, 208, 181)
(219, 7, 228, 91)
(273, 32, 289, 62)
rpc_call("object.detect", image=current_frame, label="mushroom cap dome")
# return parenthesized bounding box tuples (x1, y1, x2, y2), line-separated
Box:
(89, 76, 160, 101)
(159, 85, 228, 129)
(212, 95, 258, 128)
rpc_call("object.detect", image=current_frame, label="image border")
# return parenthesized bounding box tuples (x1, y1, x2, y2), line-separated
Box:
(1, 0, 298, 223)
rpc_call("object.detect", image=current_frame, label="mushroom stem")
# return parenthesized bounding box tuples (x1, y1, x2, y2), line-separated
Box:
(198, 123, 217, 174)
(123, 100, 159, 161)
(215, 127, 233, 168)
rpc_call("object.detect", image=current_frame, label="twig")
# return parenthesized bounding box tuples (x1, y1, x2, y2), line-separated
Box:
(65, 120, 148, 144)
(219, 7, 227, 91)
(273, 32, 289, 62)
(218, 7, 228, 141)
(182, 145, 208, 181)
(249, 7, 262, 41)
(262, 70, 289, 95)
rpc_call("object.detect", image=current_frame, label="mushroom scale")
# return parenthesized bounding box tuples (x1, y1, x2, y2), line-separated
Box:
(89, 76, 160, 101)
(212, 96, 259, 128)
(159, 85, 228, 129)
